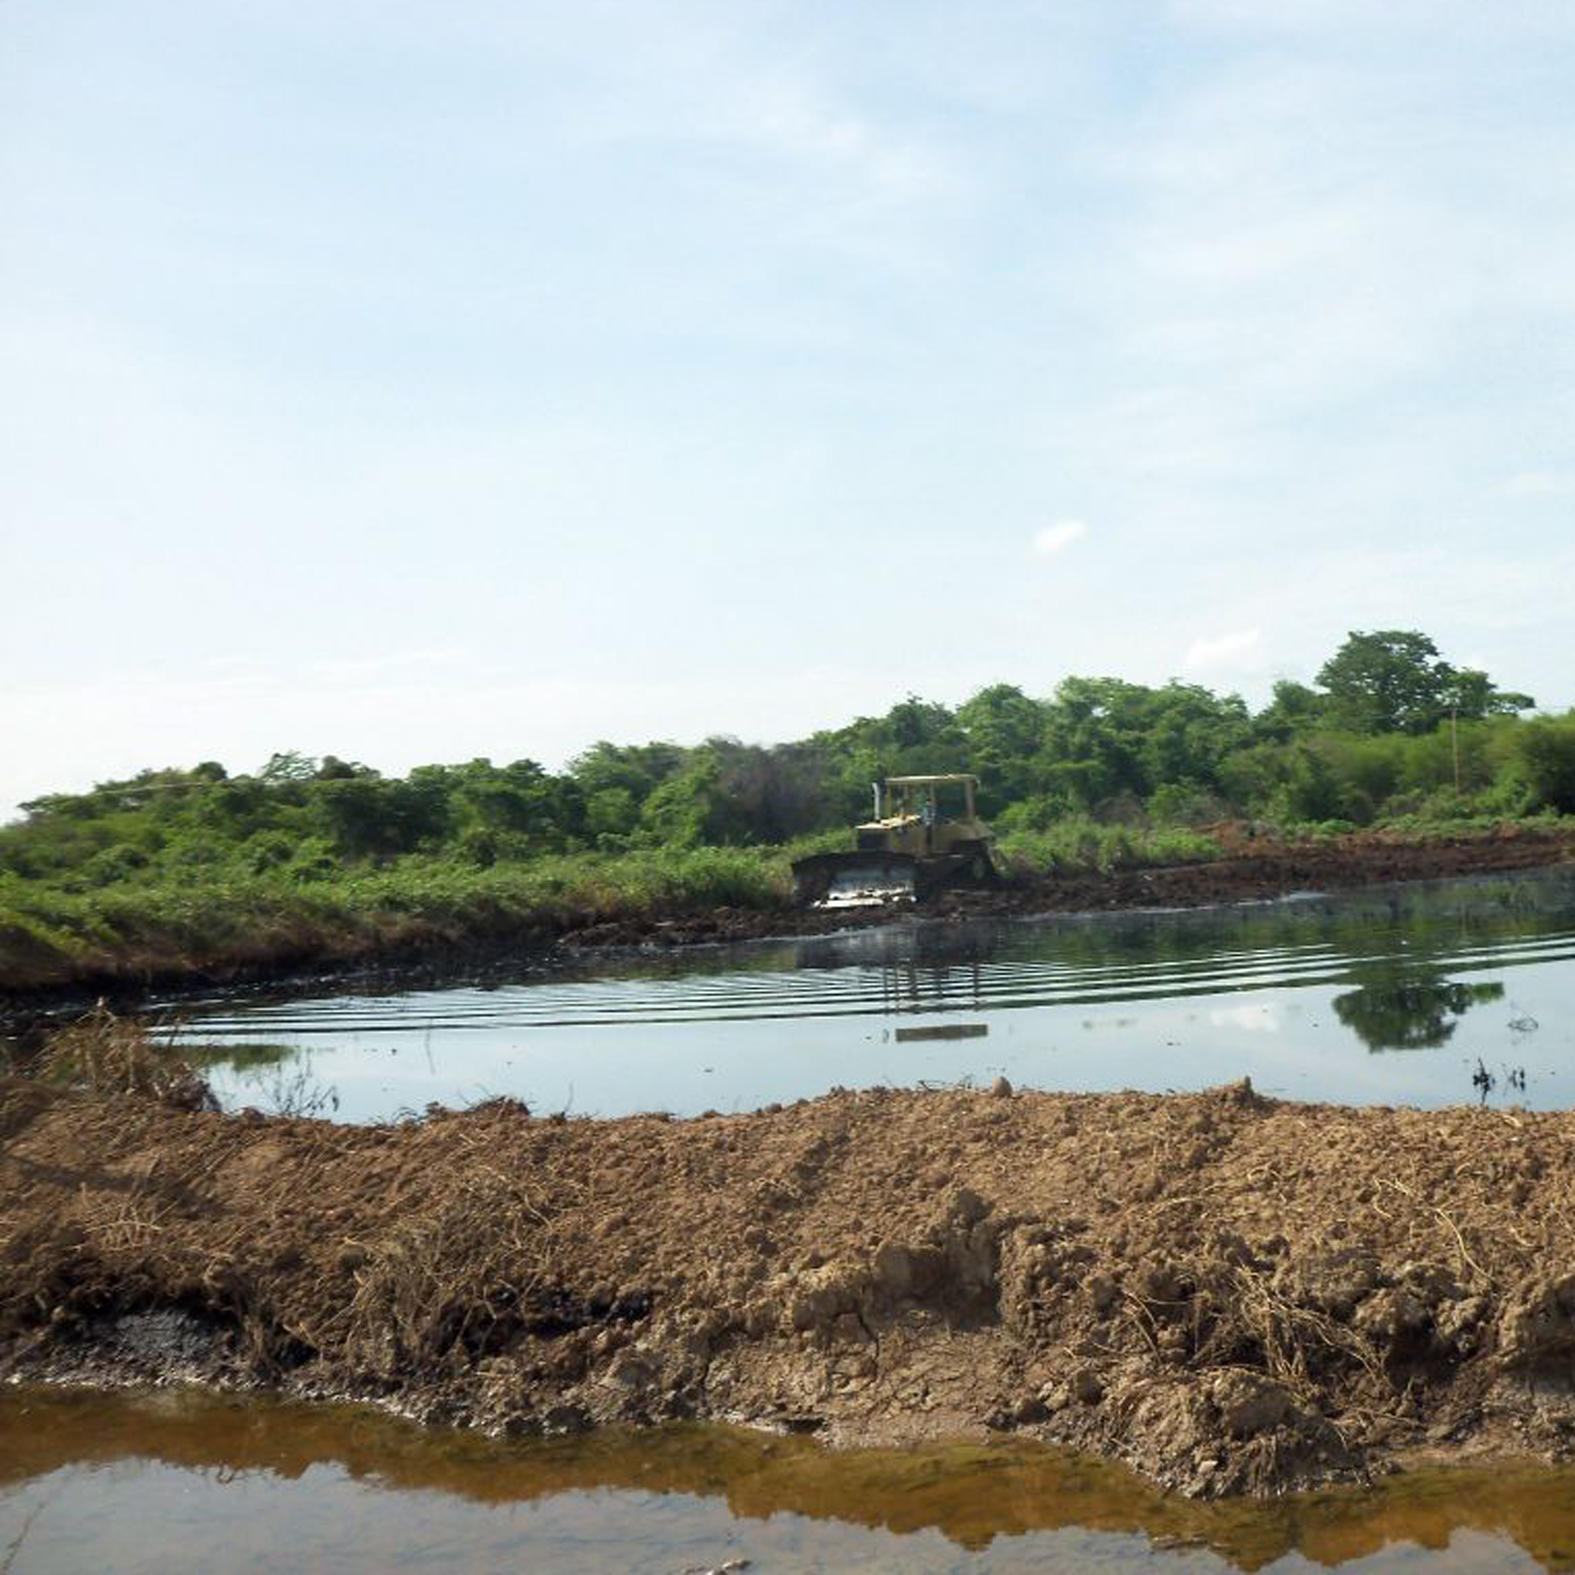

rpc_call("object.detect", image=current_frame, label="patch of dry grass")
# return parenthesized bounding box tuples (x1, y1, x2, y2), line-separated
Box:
(38, 1004, 214, 1112)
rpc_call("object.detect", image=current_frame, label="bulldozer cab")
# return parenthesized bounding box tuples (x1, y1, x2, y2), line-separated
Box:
(877, 774, 978, 825)
(860, 775, 987, 859)
(793, 773, 998, 908)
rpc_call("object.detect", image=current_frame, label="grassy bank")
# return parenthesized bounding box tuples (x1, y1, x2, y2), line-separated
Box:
(0, 846, 796, 993)
(8, 811, 1574, 998)
(4, 637, 1570, 996)
(0, 823, 1232, 995)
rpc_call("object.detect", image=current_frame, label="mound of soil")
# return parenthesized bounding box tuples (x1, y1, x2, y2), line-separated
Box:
(7, 1076, 1575, 1497)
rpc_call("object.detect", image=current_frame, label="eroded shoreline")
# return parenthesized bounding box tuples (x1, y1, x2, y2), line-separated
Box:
(6, 1076, 1575, 1498)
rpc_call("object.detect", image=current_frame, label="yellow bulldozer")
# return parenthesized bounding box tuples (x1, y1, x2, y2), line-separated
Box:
(791, 774, 1001, 908)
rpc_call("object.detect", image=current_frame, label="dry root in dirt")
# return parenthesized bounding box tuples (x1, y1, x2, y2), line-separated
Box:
(5, 1076, 1575, 1497)
(35, 1004, 214, 1112)
(326, 1142, 601, 1380)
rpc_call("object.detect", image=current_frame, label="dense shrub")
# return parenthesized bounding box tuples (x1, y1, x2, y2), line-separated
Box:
(0, 632, 1565, 989)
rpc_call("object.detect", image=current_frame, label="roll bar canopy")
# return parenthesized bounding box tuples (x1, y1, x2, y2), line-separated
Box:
(873, 775, 978, 820)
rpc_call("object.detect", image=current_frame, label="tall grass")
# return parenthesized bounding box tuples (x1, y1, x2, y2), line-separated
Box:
(0, 847, 799, 990)
(5, 810, 1568, 994)
(996, 819, 1221, 876)
(37, 1003, 214, 1109)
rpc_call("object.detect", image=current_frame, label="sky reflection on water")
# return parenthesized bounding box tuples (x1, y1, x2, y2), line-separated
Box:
(4, 1387, 1575, 1574)
(171, 871, 1575, 1122)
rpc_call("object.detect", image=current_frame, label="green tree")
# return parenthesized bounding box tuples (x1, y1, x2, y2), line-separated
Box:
(957, 684, 1046, 814)
(567, 741, 686, 811)
(1316, 630, 1533, 735)
(705, 739, 831, 843)
(314, 772, 450, 859)
(1316, 631, 1455, 734)
(1445, 667, 1535, 721)
(258, 750, 319, 782)
(1137, 683, 1252, 792)
(1252, 680, 1327, 743)
(1514, 715, 1575, 812)
(314, 755, 375, 781)
(1036, 678, 1249, 813)
(449, 759, 578, 854)
(585, 787, 639, 846)
(639, 756, 722, 848)
(1038, 678, 1147, 809)
(1272, 744, 1348, 823)
(885, 695, 955, 751)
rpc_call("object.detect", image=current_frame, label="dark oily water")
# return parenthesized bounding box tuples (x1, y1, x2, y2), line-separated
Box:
(171, 870, 1575, 1123)
(4, 1387, 1575, 1574)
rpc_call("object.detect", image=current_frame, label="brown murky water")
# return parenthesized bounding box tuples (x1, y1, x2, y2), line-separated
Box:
(3, 1387, 1575, 1573)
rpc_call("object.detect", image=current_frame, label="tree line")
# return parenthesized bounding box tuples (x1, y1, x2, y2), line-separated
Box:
(4, 630, 1571, 891)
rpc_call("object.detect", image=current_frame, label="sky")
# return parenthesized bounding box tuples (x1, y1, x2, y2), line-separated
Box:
(4, 0, 1574, 816)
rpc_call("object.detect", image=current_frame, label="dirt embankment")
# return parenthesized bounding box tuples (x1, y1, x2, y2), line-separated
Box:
(6, 1076, 1575, 1498)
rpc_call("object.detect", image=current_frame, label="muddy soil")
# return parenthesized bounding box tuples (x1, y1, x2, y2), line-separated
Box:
(6, 1075, 1575, 1498)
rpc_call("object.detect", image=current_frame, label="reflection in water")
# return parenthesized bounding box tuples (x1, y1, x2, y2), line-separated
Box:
(4, 1387, 1575, 1572)
(1332, 972, 1506, 1051)
(153, 868, 1575, 1120)
(894, 1022, 989, 1042)
(178, 1041, 339, 1118)
(178, 1041, 294, 1074)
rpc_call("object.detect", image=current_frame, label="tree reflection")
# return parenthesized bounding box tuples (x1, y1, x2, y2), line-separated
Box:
(178, 1040, 295, 1073)
(1333, 970, 1504, 1051)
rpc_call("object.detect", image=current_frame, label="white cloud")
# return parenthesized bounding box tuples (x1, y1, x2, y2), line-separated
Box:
(722, 75, 955, 205)
(1032, 519, 1089, 555)
(561, 21, 960, 221)
(1207, 1003, 1282, 1034)
(1504, 471, 1575, 499)
(1183, 629, 1262, 672)
(1171, 0, 1574, 40)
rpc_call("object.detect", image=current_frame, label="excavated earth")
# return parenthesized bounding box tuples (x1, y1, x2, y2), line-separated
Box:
(6, 1075, 1575, 1498)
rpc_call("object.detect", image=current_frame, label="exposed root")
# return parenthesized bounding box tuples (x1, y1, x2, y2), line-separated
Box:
(35, 1004, 213, 1113)
(6, 1080, 1575, 1496)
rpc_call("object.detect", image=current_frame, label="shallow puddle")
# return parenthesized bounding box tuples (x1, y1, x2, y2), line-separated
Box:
(3, 1386, 1575, 1572)
(162, 871, 1575, 1122)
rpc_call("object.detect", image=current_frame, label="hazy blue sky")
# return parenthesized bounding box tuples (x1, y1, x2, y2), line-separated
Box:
(5, 0, 1573, 814)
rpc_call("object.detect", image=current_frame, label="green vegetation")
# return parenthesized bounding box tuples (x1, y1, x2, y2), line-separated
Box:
(2, 630, 1570, 989)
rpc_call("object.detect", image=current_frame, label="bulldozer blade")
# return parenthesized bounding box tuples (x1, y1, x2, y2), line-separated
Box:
(791, 852, 919, 909)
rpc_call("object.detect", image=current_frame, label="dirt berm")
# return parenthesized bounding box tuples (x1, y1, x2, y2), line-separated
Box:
(5, 1076, 1575, 1498)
